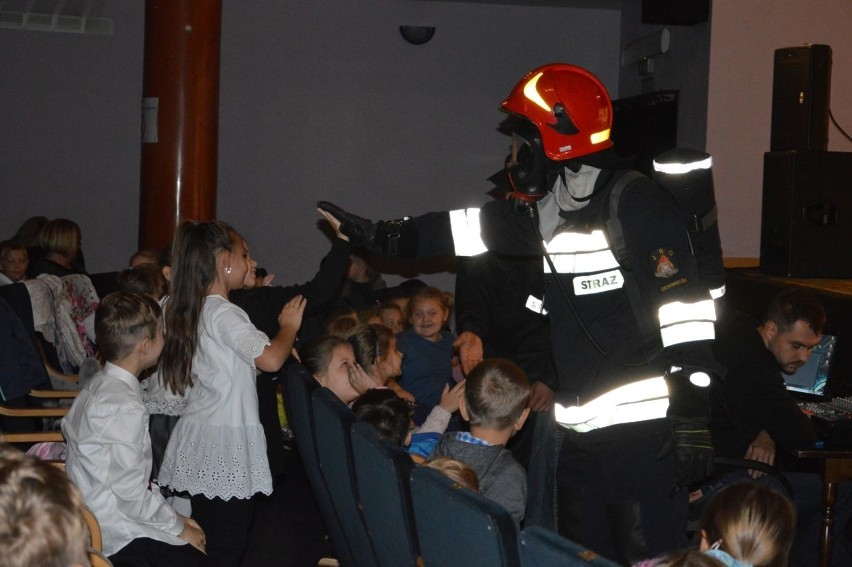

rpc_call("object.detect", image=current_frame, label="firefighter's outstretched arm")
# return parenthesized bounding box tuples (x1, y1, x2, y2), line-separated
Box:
(317, 201, 492, 258)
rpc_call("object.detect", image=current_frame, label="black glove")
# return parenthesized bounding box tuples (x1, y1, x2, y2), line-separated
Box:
(657, 416, 714, 491)
(317, 201, 419, 258)
(317, 201, 377, 249)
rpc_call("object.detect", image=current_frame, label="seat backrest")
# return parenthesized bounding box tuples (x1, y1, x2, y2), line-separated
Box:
(312, 387, 379, 567)
(351, 420, 419, 567)
(410, 465, 520, 567)
(281, 363, 356, 567)
(519, 526, 620, 566)
(0, 286, 51, 399)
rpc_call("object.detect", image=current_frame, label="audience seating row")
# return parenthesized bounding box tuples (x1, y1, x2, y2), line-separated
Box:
(0, 282, 79, 440)
(282, 363, 619, 567)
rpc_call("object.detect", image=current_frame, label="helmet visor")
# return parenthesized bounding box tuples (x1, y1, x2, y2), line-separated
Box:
(508, 131, 536, 173)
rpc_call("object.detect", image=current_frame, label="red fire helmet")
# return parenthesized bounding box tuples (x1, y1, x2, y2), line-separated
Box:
(501, 63, 614, 162)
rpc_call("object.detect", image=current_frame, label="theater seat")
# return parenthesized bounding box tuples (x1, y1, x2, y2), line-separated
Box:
(351, 420, 419, 566)
(281, 363, 356, 567)
(410, 465, 520, 567)
(519, 526, 620, 566)
(312, 387, 380, 567)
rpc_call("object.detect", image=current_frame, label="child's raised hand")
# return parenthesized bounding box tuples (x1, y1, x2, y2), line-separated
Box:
(438, 380, 465, 413)
(278, 294, 306, 332)
(177, 514, 207, 554)
(348, 362, 380, 394)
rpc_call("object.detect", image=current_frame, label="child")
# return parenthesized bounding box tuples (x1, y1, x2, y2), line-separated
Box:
(396, 286, 458, 424)
(698, 482, 795, 567)
(300, 334, 377, 405)
(429, 358, 530, 524)
(347, 323, 412, 400)
(633, 482, 796, 567)
(323, 304, 359, 338)
(117, 263, 168, 301)
(424, 457, 480, 492)
(156, 220, 305, 567)
(0, 239, 29, 284)
(61, 292, 211, 565)
(352, 384, 464, 462)
(0, 443, 89, 567)
(379, 301, 405, 334)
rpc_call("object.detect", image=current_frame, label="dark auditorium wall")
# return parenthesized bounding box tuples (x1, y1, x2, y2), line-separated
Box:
(0, 0, 709, 292)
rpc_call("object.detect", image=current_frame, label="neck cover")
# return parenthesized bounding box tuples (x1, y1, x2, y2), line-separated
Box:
(553, 164, 601, 211)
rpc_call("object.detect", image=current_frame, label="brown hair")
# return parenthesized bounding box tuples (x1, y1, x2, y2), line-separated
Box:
(424, 457, 480, 492)
(13, 216, 48, 248)
(37, 218, 81, 259)
(764, 288, 826, 335)
(128, 249, 160, 268)
(117, 264, 168, 301)
(347, 323, 394, 378)
(409, 286, 451, 314)
(0, 444, 88, 567)
(300, 335, 350, 379)
(0, 239, 27, 261)
(699, 482, 796, 567)
(160, 220, 239, 395)
(656, 550, 725, 567)
(464, 358, 530, 430)
(96, 292, 162, 362)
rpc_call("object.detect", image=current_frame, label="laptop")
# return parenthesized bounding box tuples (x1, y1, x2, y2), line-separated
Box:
(784, 334, 837, 402)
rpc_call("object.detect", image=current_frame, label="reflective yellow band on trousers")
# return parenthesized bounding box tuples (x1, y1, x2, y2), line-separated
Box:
(555, 377, 669, 432)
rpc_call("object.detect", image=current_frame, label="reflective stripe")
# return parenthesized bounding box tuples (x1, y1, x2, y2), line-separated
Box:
(542, 230, 620, 274)
(689, 372, 712, 387)
(545, 229, 610, 253)
(523, 72, 550, 112)
(554, 376, 669, 432)
(449, 208, 488, 256)
(661, 321, 716, 347)
(653, 156, 713, 174)
(709, 285, 726, 299)
(658, 299, 716, 327)
(543, 251, 621, 274)
(590, 128, 611, 145)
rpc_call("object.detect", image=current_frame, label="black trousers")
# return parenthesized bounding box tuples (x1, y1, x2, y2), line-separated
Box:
(190, 493, 258, 567)
(556, 418, 688, 565)
(109, 537, 214, 567)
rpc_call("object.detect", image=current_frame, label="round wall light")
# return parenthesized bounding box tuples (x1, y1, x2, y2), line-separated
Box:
(399, 25, 435, 45)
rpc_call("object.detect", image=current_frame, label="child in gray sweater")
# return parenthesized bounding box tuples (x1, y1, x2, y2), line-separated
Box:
(430, 358, 530, 524)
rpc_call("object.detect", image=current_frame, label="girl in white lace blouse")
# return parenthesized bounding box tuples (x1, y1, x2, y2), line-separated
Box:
(156, 220, 305, 567)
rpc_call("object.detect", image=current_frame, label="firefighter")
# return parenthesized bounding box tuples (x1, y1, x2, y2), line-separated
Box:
(319, 63, 721, 563)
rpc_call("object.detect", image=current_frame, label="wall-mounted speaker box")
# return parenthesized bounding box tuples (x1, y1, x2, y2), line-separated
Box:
(641, 0, 709, 25)
(760, 150, 852, 278)
(770, 44, 832, 152)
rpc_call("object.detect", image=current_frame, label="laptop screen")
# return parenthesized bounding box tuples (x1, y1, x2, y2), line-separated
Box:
(784, 334, 837, 399)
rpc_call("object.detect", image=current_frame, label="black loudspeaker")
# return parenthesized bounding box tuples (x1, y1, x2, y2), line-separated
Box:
(760, 151, 852, 278)
(770, 44, 832, 151)
(641, 0, 709, 25)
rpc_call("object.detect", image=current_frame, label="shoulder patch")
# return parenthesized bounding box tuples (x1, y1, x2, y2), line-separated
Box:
(649, 247, 679, 279)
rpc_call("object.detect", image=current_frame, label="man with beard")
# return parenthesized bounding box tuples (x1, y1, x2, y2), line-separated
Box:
(708, 288, 852, 566)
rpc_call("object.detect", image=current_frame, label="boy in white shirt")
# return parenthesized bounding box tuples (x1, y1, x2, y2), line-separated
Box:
(63, 292, 212, 566)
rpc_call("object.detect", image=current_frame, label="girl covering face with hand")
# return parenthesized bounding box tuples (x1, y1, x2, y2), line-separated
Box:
(300, 335, 374, 405)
